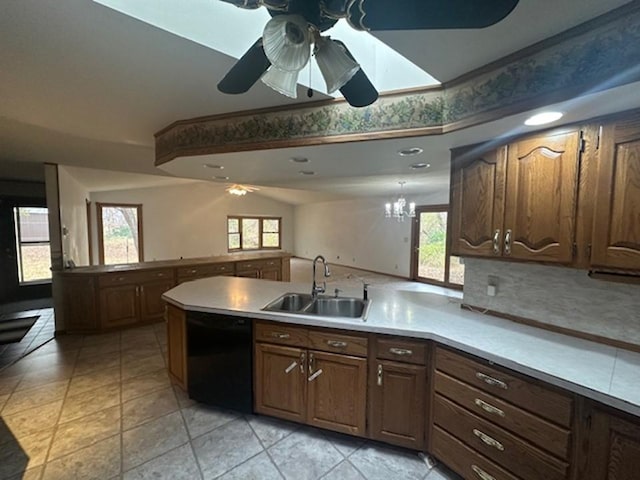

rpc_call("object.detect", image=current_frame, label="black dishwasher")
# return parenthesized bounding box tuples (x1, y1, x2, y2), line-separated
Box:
(186, 312, 253, 414)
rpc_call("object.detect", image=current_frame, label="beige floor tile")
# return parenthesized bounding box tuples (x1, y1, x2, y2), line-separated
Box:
(59, 382, 121, 424)
(42, 434, 121, 480)
(122, 411, 189, 471)
(0, 375, 23, 396)
(77, 341, 121, 359)
(2, 400, 63, 438)
(0, 428, 53, 479)
(122, 387, 179, 431)
(7, 465, 44, 480)
(15, 364, 75, 392)
(49, 405, 121, 460)
(2, 380, 68, 416)
(122, 345, 162, 363)
(0, 393, 9, 410)
(73, 350, 120, 376)
(81, 332, 120, 348)
(67, 366, 121, 397)
(173, 385, 196, 409)
(121, 369, 170, 402)
(181, 404, 239, 439)
(123, 443, 201, 480)
(122, 354, 165, 381)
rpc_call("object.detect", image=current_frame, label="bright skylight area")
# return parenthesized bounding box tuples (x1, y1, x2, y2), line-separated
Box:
(92, 0, 440, 97)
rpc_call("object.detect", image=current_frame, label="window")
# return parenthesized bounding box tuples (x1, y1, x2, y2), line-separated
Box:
(228, 216, 281, 252)
(14, 207, 52, 284)
(97, 203, 143, 265)
(411, 206, 464, 288)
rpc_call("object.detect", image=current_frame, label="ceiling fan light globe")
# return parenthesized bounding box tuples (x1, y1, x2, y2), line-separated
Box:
(263, 14, 311, 72)
(315, 38, 360, 93)
(261, 66, 299, 98)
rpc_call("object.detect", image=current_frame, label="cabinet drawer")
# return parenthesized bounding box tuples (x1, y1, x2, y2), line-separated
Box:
(236, 258, 280, 272)
(308, 330, 368, 357)
(435, 347, 573, 427)
(255, 321, 308, 347)
(434, 395, 568, 480)
(435, 371, 571, 459)
(375, 336, 426, 365)
(432, 425, 522, 480)
(99, 269, 173, 287)
(177, 263, 234, 279)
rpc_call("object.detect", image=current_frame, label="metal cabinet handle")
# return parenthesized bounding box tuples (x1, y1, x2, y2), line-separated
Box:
(389, 347, 413, 356)
(308, 352, 314, 375)
(327, 340, 347, 348)
(245, 264, 252, 268)
(471, 465, 496, 480)
(118, 277, 125, 282)
(157, 272, 165, 277)
(504, 229, 512, 256)
(377, 364, 383, 386)
(476, 372, 508, 390)
(474, 398, 505, 417)
(492, 229, 501, 255)
(300, 352, 306, 374)
(135, 286, 140, 297)
(473, 429, 504, 451)
(190, 269, 197, 274)
(285, 361, 297, 374)
(271, 332, 290, 339)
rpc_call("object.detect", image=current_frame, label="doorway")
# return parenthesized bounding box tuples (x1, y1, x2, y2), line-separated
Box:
(0, 196, 52, 305)
(410, 205, 464, 289)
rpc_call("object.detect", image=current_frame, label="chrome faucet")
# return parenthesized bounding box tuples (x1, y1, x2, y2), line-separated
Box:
(312, 255, 330, 298)
(347, 274, 370, 301)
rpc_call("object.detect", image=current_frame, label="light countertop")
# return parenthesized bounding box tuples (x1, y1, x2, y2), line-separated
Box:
(163, 276, 640, 417)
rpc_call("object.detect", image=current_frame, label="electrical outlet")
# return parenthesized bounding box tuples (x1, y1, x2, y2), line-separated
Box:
(487, 275, 499, 296)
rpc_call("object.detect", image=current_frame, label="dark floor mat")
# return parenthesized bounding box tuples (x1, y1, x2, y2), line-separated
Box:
(0, 316, 39, 345)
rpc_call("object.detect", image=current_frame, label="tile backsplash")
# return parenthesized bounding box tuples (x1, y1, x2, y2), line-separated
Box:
(463, 258, 640, 346)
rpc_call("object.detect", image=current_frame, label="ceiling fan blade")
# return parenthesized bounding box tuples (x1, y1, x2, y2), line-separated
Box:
(334, 41, 378, 108)
(218, 39, 271, 94)
(347, 0, 520, 31)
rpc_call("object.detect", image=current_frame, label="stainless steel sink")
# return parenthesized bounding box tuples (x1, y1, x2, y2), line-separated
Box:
(262, 292, 370, 320)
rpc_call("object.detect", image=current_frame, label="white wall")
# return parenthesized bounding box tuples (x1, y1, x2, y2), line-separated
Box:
(58, 166, 91, 266)
(89, 181, 294, 263)
(293, 191, 448, 277)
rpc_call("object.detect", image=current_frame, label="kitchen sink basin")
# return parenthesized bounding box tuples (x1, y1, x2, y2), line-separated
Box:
(262, 292, 370, 320)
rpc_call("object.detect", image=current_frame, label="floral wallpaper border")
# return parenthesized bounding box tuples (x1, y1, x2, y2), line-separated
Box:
(156, 5, 640, 164)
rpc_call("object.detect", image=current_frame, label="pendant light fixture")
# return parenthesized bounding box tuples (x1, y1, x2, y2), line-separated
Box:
(385, 181, 416, 221)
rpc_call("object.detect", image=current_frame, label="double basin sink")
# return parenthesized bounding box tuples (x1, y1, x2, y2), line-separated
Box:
(262, 292, 370, 320)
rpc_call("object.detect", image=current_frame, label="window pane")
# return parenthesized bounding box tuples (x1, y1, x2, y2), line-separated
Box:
(228, 218, 239, 233)
(262, 233, 280, 248)
(242, 218, 259, 249)
(417, 211, 447, 282)
(102, 206, 140, 264)
(20, 244, 52, 282)
(228, 233, 240, 250)
(263, 219, 279, 233)
(449, 256, 465, 286)
(18, 207, 49, 242)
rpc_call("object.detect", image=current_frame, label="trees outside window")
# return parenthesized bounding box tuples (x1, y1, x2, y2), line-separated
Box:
(228, 216, 281, 252)
(97, 203, 143, 265)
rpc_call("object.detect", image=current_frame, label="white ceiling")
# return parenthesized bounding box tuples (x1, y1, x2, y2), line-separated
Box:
(0, 0, 634, 203)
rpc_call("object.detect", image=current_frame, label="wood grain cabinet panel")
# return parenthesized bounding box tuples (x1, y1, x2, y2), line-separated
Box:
(450, 146, 507, 257)
(591, 115, 640, 271)
(140, 279, 175, 322)
(166, 304, 187, 389)
(60, 275, 98, 331)
(100, 284, 139, 328)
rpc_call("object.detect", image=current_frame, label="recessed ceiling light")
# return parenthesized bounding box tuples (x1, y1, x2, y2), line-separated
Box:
(398, 147, 423, 156)
(204, 164, 224, 169)
(524, 111, 563, 126)
(299, 170, 315, 176)
(290, 157, 310, 163)
(410, 162, 430, 169)
(213, 176, 229, 180)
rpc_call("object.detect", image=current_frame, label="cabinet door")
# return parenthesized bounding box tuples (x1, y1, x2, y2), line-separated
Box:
(61, 276, 98, 331)
(166, 304, 187, 389)
(100, 284, 139, 328)
(260, 267, 281, 281)
(236, 269, 260, 278)
(370, 360, 426, 450)
(450, 146, 507, 257)
(307, 350, 367, 437)
(582, 409, 640, 480)
(255, 343, 307, 423)
(504, 131, 580, 263)
(591, 117, 640, 270)
(140, 279, 175, 322)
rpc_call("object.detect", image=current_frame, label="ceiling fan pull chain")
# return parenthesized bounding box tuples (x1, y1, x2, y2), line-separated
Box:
(307, 61, 314, 98)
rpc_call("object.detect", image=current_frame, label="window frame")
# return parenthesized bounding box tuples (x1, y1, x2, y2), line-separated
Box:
(227, 216, 282, 252)
(410, 205, 463, 290)
(97, 202, 144, 265)
(13, 206, 52, 285)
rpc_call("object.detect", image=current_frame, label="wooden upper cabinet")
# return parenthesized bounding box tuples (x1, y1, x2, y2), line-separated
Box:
(503, 130, 580, 263)
(591, 115, 640, 271)
(450, 146, 507, 257)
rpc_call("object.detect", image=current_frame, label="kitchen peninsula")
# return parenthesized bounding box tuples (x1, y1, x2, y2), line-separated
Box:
(163, 275, 640, 480)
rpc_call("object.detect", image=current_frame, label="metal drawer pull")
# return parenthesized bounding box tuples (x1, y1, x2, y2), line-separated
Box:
(308, 369, 323, 382)
(474, 399, 505, 417)
(300, 352, 306, 374)
(476, 372, 508, 390)
(157, 272, 165, 277)
(492, 229, 501, 255)
(473, 429, 504, 451)
(389, 347, 413, 356)
(377, 364, 383, 386)
(272, 332, 290, 339)
(190, 269, 197, 274)
(472, 465, 496, 480)
(327, 340, 347, 348)
(285, 361, 297, 374)
(118, 277, 125, 281)
(504, 229, 512, 256)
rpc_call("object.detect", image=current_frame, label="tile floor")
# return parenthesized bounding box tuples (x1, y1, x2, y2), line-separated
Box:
(0, 321, 461, 480)
(0, 309, 55, 369)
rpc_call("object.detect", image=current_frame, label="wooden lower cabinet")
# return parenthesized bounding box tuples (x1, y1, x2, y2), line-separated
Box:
(100, 284, 139, 328)
(166, 304, 187, 389)
(140, 279, 175, 322)
(261, 266, 281, 281)
(307, 350, 367, 436)
(59, 275, 98, 331)
(254, 343, 307, 423)
(370, 360, 426, 450)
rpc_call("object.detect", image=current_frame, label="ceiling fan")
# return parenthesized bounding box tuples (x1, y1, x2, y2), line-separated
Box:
(226, 183, 260, 195)
(217, 0, 520, 107)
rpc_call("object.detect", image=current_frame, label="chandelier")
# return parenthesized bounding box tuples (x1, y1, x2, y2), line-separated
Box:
(384, 181, 416, 221)
(226, 184, 259, 196)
